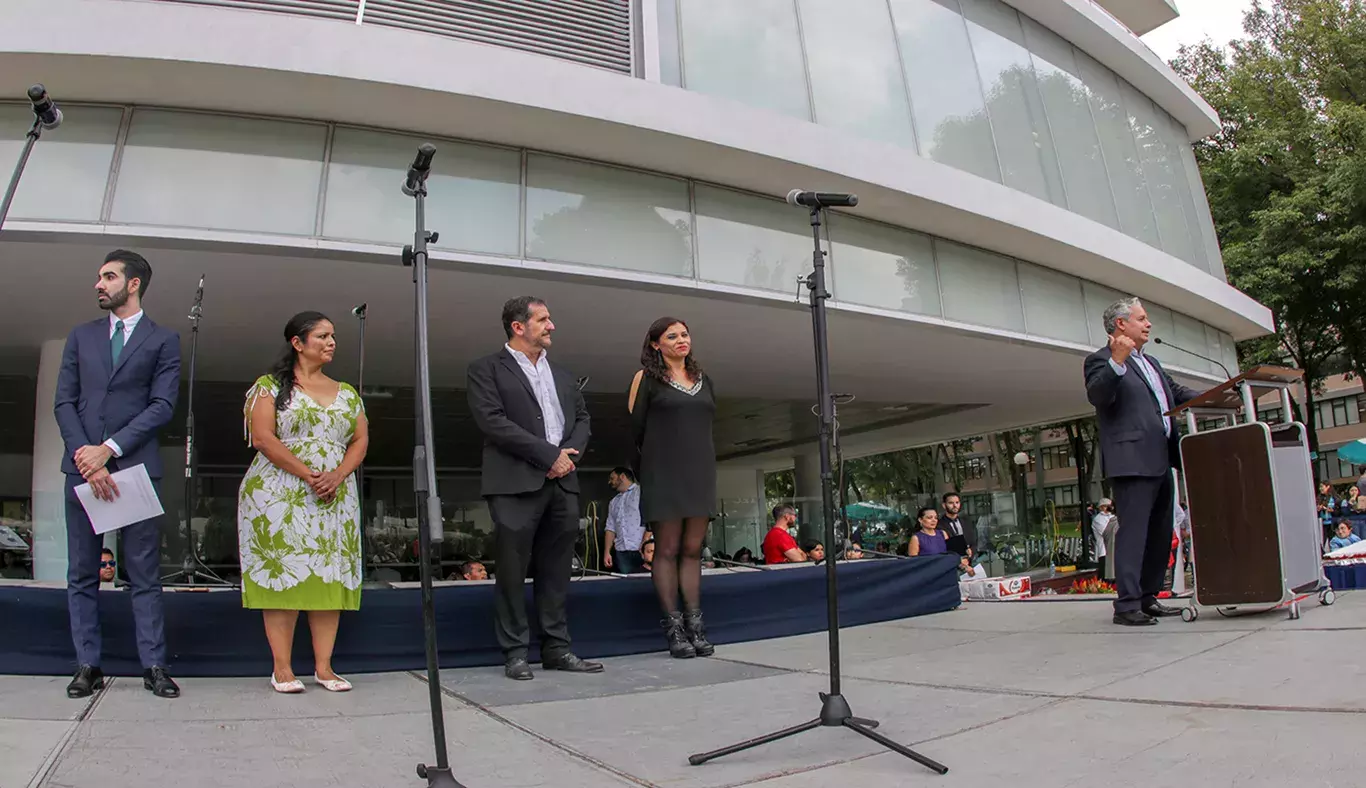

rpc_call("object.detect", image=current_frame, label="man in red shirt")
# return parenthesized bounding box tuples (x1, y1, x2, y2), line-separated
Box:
(762, 505, 807, 564)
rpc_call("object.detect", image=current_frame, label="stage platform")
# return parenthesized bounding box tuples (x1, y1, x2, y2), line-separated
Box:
(4, 592, 1360, 788)
(0, 556, 962, 677)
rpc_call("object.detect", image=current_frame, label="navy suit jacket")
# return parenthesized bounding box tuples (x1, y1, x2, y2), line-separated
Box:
(53, 316, 181, 479)
(1084, 345, 1201, 479)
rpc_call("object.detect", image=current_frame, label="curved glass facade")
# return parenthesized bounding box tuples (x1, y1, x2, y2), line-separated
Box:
(657, 0, 1223, 277)
(0, 102, 1236, 375)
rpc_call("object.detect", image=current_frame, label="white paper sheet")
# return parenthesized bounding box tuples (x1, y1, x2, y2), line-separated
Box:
(74, 464, 165, 534)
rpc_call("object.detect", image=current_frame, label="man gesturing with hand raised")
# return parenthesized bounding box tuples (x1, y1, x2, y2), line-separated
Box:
(467, 296, 601, 681)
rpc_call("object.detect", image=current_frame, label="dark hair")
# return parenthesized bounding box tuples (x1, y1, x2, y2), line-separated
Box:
(105, 249, 152, 298)
(502, 296, 546, 339)
(611, 466, 635, 482)
(101, 548, 114, 558)
(271, 311, 332, 412)
(458, 560, 483, 577)
(915, 506, 937, 524)
(734, 546, 754, 562)
(640, 316, 703, 384)
(801, 540, 823, 553)
(772, 504, 795, 522)
(942, 491, 961, 504)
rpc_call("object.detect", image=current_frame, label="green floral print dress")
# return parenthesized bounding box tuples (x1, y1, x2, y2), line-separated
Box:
(237, 375, 363, 610)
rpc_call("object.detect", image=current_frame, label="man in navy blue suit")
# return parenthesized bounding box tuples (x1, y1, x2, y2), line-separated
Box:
(1084, 297, 1200, 626)
(54, 250, 182, 698)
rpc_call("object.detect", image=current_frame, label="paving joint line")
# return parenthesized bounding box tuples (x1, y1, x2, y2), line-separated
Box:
(29, 677, 115, 788)
(407, 671, 661, 788)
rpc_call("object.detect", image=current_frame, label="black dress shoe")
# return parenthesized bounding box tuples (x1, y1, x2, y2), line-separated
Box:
(1113, 610, 1158, 626)
(504, 657, 534, 681)
(143, 667, 180, 698)
(67, 665, 104, 698)
(1142, 601, 1182, 618)
(541, 653, 604, 673)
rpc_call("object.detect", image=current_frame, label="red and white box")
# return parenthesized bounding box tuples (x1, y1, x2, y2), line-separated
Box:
(960, 575, 1032, 601)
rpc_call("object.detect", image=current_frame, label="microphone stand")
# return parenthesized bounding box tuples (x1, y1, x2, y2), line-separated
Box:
(1152, 337, 1233, 379)
(401, 144, 466, 788)
(1, 85, 61, 230)
(162, 276, 228, 587)
(689, 203, 947, 774)
(354, 303, 368, 575)
(712, 557, 771, 571)
(574, 566, 630, 579)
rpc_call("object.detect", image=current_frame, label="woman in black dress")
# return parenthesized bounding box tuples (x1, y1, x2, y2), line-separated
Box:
(629, 316, 717, 658)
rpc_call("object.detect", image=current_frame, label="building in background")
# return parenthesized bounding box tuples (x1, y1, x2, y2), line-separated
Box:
(0, 0, 1270, 580)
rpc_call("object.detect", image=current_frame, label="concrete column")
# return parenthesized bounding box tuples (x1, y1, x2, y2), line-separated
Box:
(715, 467, 765, 556)
(792, 450, 824, 543)
(31, 339, 68, 582)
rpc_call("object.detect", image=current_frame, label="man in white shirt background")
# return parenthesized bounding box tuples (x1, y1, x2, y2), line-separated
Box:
(603, 467, 646, 574)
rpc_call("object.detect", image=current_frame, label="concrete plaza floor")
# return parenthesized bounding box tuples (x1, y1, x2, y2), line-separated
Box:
(4, 593, 1363, 788)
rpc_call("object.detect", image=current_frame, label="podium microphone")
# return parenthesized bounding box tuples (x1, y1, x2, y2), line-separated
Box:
(1152, 337, 1232, 379)
(28, 85, 63, 130)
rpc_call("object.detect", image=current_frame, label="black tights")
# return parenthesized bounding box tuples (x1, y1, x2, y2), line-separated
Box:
(651, 517, 709, 615)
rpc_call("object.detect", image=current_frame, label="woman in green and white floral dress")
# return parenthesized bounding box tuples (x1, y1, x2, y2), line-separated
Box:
(238, 311, 368, 694)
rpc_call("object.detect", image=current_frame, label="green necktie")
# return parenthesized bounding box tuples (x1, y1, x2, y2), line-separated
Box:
(111, 320, 126, 365)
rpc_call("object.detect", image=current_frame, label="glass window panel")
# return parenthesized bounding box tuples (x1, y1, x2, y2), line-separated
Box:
(959, 0, 1066, 206)
(1082, 280, 1125, 347)
(798, 0, 916, 147)
(828, 214, 941, 316)
(1142, 301, 1175, 365)
(1119, 83, 1198, 265)
(1179, 140, 1226, 280)
(1073, 51, 1160, 245)
(525, 154, 693, 277)
(678, 0, 811, 121)
(657, 0, 683, 87)
(111, 110, 324, 235)
(1203, 323, 1228, 377)
(888, 0, 1001, 182)
(1219, 331, 1238, 377)
(1170, 311, 1211, 373)
(936, 240, 1024, 331)
(1018, 262, 1087, 343)
(694, 185, 812, 290)
(1153, 109, 1210, 271)
(0, 105, 122, 222)
(323, 128, 519, 255)
(1020, 18, 1119, 229)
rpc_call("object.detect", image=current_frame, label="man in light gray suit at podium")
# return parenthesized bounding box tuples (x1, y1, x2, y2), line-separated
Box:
(1084, 297, 1199, 626)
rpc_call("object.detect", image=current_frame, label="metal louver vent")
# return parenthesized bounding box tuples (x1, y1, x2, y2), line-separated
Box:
(149, 0, 634, 74)
(362, 0, 632, 74)
(151, 0, 358, 22)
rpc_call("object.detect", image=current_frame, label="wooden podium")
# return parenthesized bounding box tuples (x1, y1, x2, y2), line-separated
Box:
(1168, 366, 1334, 620)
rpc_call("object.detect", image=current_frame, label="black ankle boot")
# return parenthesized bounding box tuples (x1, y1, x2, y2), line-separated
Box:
(663, 612, 696, 659)
(684, 609, 714, 657)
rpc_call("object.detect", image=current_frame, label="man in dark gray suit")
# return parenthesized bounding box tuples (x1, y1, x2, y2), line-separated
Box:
(54, 250, 181, 697)
(1084, 297, 1200, 626)
(466, 296, 601, 681)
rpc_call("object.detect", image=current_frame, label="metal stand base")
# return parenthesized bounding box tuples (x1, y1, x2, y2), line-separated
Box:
(688, 692, 948, 774)
(416, 764, 467, 787)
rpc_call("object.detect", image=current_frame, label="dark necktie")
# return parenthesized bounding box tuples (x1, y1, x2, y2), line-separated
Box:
(111, 320, 126, 365)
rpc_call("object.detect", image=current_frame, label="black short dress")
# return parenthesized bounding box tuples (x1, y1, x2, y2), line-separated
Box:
(631, 372, 717, 522)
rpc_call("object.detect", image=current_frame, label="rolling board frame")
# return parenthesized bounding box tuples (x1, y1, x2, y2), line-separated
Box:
(1168, 367, 1335, 622)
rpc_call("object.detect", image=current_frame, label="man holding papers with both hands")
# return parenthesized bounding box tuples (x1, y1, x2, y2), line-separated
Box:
(53, 250, 182, 699)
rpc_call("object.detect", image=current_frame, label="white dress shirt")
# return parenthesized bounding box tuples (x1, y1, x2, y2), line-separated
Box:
(505, 344, 564, 445)
(1109, 349, 1171, 436)
(102, 310, 144, 458)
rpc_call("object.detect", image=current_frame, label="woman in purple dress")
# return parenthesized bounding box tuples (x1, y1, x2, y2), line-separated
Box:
(908, 506, 949, 557)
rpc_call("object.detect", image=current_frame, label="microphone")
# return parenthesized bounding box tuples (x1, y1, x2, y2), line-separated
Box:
(1153, 337, 1232, 379)
(401, 143, 437, 196)
(188, 275, 205, 320)
(353, 303, 368, 318)
(194, 274, 205, 304)
(576, 375, 590, 392)
(27, 84, 62, 130)
(786, 189, 858, 208)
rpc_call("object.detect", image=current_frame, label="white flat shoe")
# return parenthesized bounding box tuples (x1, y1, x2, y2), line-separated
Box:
(314, 674, 352, 692)
(271, 673, 305, 694)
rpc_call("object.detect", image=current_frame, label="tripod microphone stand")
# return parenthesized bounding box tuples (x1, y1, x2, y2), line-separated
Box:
(353, 303, 368, 574)
(400, 144, 467, 788)
(688, 195, 947, 776)
(162, 275, 229, 587)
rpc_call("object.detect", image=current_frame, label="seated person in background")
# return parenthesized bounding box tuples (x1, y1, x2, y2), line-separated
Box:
(908, 507, 948, 556)
(845, 543, 864, 560)
(802, 540, 825, 563)
(99, 548, 117, 584)
(640, 538, 655, 573)
(732, 547, 755, 565)
(876, 541, 892, 556)
(762, 505, 807, 564)
(449, 560, 488, 581)
(1329, 520, 1362, 552)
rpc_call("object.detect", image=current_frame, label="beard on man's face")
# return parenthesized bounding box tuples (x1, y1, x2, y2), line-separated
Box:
(98, 285, 129, 311)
